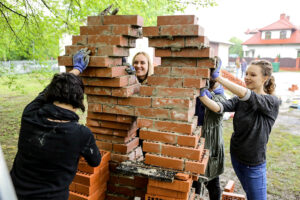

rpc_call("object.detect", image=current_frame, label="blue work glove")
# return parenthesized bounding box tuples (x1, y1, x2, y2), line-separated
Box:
(73, 48, 91, 73)
(211, 57, 222, 79)
(200, 88, 212, 99)
(213, 85, 224, 95)
(122, 57, 136, 75)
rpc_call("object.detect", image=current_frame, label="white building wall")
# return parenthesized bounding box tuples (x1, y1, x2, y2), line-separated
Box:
(218, 44, 230, 67)
(243, 44, 300, 58)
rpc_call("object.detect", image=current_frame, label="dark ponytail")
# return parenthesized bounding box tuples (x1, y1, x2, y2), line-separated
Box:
(250, 60, 276, 95)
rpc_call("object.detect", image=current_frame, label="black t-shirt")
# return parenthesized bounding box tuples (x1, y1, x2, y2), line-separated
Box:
(219, 89, 279, 165)
(10, 89, 101, 200)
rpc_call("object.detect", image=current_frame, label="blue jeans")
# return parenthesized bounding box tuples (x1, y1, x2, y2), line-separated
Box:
(231, 154, 267, 200)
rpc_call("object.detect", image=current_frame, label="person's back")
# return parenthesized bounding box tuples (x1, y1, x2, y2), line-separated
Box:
(10, 49, 101, 200)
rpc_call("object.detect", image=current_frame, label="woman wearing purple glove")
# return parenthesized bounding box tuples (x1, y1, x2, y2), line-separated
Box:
(194, 78, 226, 200)
(200, 59, 279, 200)
(10, 49, 101, 200)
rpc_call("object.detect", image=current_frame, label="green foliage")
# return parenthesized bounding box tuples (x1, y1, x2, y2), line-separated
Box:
(229, 37, 243, 58)
(0, 0, 217, 61)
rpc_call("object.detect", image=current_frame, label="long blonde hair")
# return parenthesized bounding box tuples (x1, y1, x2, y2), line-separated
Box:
(132, 52, 154, 83)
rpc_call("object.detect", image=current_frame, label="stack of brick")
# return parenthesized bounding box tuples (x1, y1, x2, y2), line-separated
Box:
(58, 15, 146, 200)
(136, 15, 213, 175)
(69, 151, 110, 200)
(222, 180, 246, 200)
(145, 175, 195, 200)
(221, 70, 246, 87)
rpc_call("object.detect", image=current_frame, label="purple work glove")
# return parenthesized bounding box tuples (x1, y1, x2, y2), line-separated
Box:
(211, 58, 222, 79)
(213, 85, 224, 95)
(200, 88, 212, 99)
(73, 48, 91, 73)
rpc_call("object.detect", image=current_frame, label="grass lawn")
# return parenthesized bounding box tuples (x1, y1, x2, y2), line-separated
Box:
(0, 72, 299, 199)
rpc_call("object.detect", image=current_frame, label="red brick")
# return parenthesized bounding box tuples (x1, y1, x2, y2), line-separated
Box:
(112, 25, 141, 38)
(183, 77, 206, 88)
(87, 16, 104, 26)
(89, 56, 123, 67)
(88, 35, 132, 47)
(157, 87, 199, 99)
(82, 76, 135, 87)
(87, 118, 135, 130)
(96, 140, 113, 151)
(152, 97, 192, 109)
(66, 66, 128, 78)
(66, 45, 129, 57)
(139, 86, 156, 96)
(147, 76, 183, 87)
(177, 134, 200, 148)
(155, 48, 211, 58)
(95, 133, 135, 144)
(145, 153, 184, 170)
(224, 180, 235, 193)
(80, 25, 110, 35)
(91, 126, 137, 137)
(112, 83, 140, 97)
(69, 182, 76, 191)
(88, 103, 102, 112)
(171, 67, 210, 78)
(145, 193, 185, 200)
(137, 118, 154, 129)
(72, 35, 88, 45)
(162, 144, 201, 161)
(161, 57, 197, 67)
(160, 24, 204, 36)
(113, 137, 139, 154)
(142, 141, 161, 154)
(142, 26, 159, 37)
(85, 86, 112, 96)
(135, 107, 169, 119)
(185, 36, 209, 47)
(222, 192, 246, 200)
(197, 58, 215, 68)
(154, 119, 196, 135)
(110, 152, 134, 162)
(58, 56, 72, 66)
(157, 15, 198, 26)
(175, 173, 190, 181)
(102, 104, 135, 116)
(154, 66, 171, 75)
(106, 193, 131, 200)
(134, 176, 148, 188)
(72, 171, 100, 186)
(184, 149, 209, 175)
(103, 15, 143, 26)
(147, 186, 189, 199)
(149, 37, 185, 48)
(139, 129, 177, 144)
(170, 108, 195, 122)
(87, 95, 118, 104)
(87, 112, 134, 124)
(117, 96, 151, 107)
(80, 25, 140, 38)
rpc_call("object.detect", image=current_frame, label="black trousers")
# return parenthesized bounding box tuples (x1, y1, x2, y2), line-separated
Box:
(193, 176, 221, 200)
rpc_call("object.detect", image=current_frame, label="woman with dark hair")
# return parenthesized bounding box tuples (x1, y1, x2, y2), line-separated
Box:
(200, 60, 279, 200)
(10, 49, 101, 200)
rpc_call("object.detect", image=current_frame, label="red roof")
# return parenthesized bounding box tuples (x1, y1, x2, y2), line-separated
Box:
(243, 14, 300, 45)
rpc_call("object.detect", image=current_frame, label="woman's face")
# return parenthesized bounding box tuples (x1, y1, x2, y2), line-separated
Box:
(133, 54, 149, 79)
(244, 64, 267, 91)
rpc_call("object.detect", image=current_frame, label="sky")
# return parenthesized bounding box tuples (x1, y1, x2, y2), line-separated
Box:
(183, 0, 300, 42)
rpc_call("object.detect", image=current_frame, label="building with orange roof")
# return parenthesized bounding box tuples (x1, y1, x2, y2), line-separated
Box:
(242, 14, 300, 70)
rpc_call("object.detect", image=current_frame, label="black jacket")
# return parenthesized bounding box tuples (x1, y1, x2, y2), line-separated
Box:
(219, 89, 279, 165)
(10, 88, 101, 200)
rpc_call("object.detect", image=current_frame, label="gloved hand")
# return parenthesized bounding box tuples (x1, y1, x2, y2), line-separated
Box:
(213, 85, 224, 95)
(200, 88, 212, 99)
(211, 57, 222, 79)
(73, 48, 91, 73)
(122, 57, 136, 75)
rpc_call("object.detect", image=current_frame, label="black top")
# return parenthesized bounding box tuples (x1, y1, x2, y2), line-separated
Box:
(219, 89, 279, 165)
(10, 88, 101, 200)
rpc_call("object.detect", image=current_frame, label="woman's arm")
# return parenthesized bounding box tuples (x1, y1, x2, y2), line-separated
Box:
(215, 76, 248, 98)
(199, 95, 221, 113)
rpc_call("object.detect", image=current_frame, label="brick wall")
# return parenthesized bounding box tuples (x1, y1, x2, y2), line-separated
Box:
(58, 14, 214, 200)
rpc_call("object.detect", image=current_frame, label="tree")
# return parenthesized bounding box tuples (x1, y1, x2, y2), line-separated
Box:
(0, 0, 217, 61)
(229, 37, 243, 58)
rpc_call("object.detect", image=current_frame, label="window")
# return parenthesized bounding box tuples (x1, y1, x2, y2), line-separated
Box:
(297, 50, 300, 58)
(265, 31, 271, 39)
(280, 30, 287, 39)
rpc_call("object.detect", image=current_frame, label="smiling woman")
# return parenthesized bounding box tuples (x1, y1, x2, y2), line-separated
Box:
(132, 52, 154, 84)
